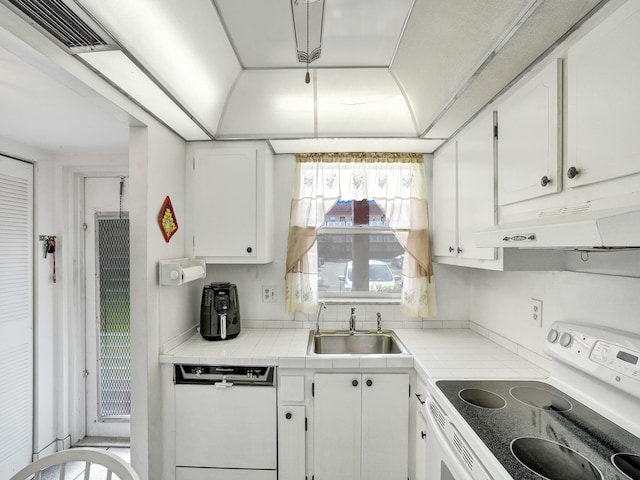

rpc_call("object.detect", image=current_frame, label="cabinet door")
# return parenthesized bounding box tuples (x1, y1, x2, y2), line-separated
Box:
(457, 113, 497, 260)
(314, 374, 362, 480)
(278, 405, 306, 480)
(361, 374, 409, 480)
(415, 409, 427, 480)
(432, 141, 458, 257)
(194, 149, 257, 259)
(497, 59, 562, 204)
(567, 1, 640, 188)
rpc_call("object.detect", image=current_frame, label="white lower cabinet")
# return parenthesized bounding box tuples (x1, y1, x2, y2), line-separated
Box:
(278, 405, 306, 480)
(415, 410, 428, 480)
(313, 373, 409, 480)
(414, 378, 428, 480)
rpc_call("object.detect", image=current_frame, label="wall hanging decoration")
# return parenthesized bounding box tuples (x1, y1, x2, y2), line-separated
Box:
(159, 196, 179, 242)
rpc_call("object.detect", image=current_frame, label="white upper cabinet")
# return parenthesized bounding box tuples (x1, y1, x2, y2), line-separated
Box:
(432, 112, 496, 263)
(456, 112, 497, 261)
(497, 59, 562, 205)
(192, 144, 274, 264)
(432, 140, 458, 258)
(566, 1, 640, 188)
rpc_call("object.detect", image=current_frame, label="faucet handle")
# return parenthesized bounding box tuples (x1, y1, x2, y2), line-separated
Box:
(351, 307, 355, 314)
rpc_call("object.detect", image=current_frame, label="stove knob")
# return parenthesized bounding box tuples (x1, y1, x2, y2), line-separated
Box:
(559, 332, 573, 348)
(546, 329, 559, 343)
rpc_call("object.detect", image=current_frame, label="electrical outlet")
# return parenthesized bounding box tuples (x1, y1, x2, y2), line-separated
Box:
(530, 298, 543, 327)
(262, 285, 276, 303)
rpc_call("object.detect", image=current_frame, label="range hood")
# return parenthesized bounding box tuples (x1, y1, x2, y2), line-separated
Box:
(475, 207, 640, 249)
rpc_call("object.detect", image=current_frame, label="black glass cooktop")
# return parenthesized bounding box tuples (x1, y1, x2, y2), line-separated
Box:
(436, 380, 640, 480)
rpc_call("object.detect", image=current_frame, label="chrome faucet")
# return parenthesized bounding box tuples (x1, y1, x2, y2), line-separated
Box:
(316, 301, 326, 334)
(376, 312, 382, 333)
(349, 307, 357, 334)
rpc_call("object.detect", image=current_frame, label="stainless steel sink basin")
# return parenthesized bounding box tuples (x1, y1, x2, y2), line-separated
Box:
(307, 330, 409, 355)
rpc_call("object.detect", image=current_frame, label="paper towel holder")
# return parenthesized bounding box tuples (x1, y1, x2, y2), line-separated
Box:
(159, 258, 206, 286)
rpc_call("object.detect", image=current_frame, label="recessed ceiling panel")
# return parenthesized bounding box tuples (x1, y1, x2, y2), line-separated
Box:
(217, 69, 315, 138)
(214, 0, 412, 68)
(316, 69, 416, 137)
(78, 0, 241, 136)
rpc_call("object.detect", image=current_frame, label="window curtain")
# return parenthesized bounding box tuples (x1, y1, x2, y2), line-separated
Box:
(285, 152, 436, 317)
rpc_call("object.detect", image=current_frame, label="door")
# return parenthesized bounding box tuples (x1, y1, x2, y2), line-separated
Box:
(432, 141, 458, 257)
(361, 373, 409, 480)
(193, 149, 258, 259)
(566, 0, 640, 188)
(0, 156, 33, 477)
(314, 373, 362, 480)
(497, 59, 562, 204)
(84, 176, 130, 437)
(457, 112, 496, 261)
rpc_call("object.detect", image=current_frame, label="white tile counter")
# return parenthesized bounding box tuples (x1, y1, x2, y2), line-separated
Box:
(160, 327, 549, 380)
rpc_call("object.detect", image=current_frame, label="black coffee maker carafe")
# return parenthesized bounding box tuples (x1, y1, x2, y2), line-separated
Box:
(200, 282, 241, 340)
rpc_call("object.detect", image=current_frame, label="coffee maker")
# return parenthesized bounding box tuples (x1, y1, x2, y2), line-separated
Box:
(200, 282, 241, 340)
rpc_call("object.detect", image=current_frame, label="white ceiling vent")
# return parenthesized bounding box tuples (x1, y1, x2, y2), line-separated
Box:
(4, 0, 117, 52)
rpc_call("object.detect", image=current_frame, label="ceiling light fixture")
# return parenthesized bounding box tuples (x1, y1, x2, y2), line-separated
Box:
(291, 0, 325, 84)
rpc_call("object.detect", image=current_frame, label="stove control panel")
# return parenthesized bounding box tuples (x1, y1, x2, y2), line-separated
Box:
(591, 341, 640, 379)
(545, 321, 640, 399)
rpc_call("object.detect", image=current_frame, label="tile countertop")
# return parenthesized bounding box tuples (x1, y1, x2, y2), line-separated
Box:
(159, 328, 549, 380)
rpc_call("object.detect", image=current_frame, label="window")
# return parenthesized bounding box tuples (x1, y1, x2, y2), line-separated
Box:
(285, 153, 436, 317)
(317, 200, 403, 299)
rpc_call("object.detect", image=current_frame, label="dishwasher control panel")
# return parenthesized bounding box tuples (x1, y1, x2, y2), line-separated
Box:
(175, 364, 275, 386)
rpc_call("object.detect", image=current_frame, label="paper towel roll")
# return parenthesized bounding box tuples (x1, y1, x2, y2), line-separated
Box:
(182, 265, 205, 283)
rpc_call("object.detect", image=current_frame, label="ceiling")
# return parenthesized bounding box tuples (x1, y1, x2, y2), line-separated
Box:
(0, 0, 607, 154)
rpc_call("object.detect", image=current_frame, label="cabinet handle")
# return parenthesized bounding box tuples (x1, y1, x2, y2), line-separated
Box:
(366, 379, 373, 387)
(285, 412, 292, 420)
(457, 248, 462, 254)
(415, 393, 425, 405)
(421, 431, 426, 439)
(567, 166, 580, 179)
(502, 234, 536, 242)
(448, 246, 454, 253)
(352, 379, 359, 387)
(246, 246, 253, 253)
(540, 175, 551, 187)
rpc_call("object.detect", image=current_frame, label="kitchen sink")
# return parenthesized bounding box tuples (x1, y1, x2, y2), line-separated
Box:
(307, 330, 409, 355)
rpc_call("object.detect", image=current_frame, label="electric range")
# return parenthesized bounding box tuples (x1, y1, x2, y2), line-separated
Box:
(425, 322, 640, 480)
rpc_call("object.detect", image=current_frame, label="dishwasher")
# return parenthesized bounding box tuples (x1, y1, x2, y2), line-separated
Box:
(174, 364, 277, 480)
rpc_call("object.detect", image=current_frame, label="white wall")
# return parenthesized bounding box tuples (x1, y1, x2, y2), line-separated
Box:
(469, 269, 640, 364)
(129, 124, 194, 480)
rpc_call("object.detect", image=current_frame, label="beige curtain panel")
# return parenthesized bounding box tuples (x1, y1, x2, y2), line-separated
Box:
(285, 153, 436, 317)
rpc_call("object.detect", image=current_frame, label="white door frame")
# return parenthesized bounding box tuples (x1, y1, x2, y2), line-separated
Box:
(59, 166, 128, 445)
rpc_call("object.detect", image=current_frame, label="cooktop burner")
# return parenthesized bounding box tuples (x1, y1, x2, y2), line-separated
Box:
(612, 453, 640, 480)
(509, 385, 572, 412)
(511, 437, 602, 480)
(437, 380, 640, 480)
(459, 388, 506, 409)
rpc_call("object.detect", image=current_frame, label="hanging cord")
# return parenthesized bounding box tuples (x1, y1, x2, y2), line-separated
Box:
(119, 176, 125, 219)
(305, 0, 311, 84)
